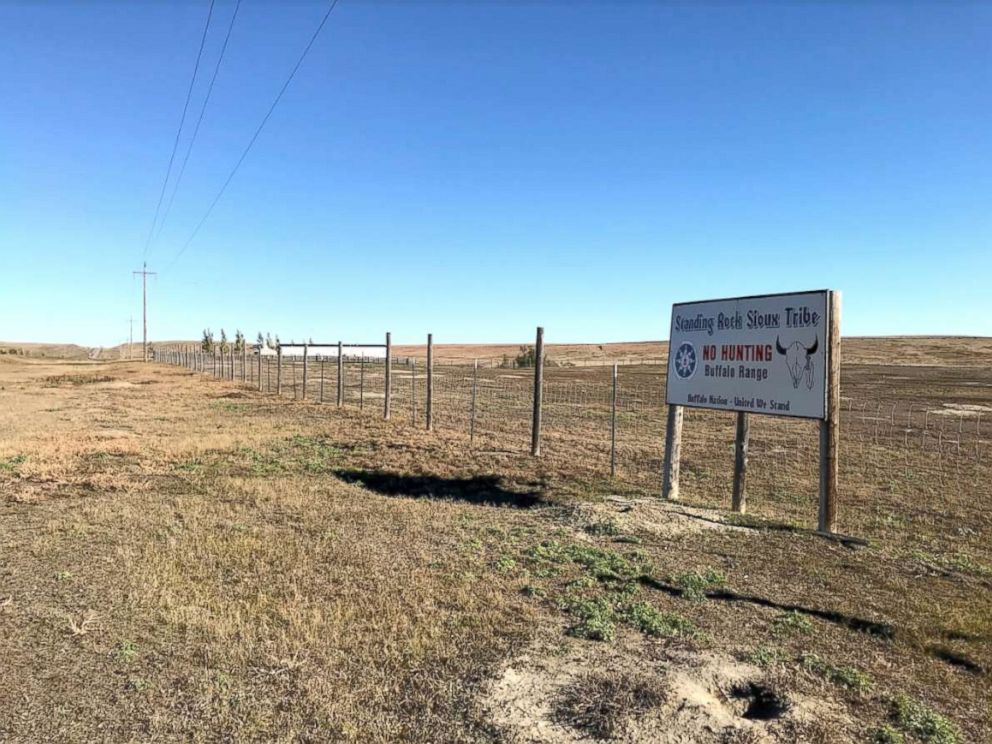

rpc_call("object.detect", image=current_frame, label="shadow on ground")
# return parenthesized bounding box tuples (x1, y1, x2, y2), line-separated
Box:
(334, 469, 543, 509)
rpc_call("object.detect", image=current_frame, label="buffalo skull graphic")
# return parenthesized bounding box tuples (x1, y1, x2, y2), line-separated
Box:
(775, 335, 818, 390)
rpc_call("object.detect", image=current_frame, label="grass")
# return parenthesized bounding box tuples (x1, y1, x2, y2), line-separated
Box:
(800, 653, 872, 692)
(890, 695, 960, 744)
(673, 567, 726, 600)
(0, 352, 990, 741)
(552, 672, 665, 739)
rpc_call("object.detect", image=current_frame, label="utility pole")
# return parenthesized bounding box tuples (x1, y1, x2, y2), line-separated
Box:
(132, 262, 156, 362)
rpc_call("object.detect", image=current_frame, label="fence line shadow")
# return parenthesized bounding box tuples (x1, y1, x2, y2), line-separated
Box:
(333, 469, 544, 509)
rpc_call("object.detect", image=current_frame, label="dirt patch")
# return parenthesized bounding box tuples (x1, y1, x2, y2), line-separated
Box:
(482, 637, 853, 742)
(575, 496, 747, 540)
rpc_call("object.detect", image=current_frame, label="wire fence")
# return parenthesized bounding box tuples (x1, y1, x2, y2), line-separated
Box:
(155, 347, 992, 538)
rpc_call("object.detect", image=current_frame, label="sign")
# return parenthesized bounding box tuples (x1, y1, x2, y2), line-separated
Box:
(666, 290, 830, 420)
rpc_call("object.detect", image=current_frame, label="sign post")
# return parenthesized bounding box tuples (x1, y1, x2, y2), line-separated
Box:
(663, 290, 841, 531)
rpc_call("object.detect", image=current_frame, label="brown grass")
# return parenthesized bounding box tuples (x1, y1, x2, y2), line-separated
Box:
(0, 344, 990, 742)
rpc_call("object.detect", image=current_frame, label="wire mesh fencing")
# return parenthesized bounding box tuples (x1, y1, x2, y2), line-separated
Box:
(157, 348, 992, 537)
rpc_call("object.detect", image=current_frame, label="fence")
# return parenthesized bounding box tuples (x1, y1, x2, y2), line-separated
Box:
(152, 338, 992, 539)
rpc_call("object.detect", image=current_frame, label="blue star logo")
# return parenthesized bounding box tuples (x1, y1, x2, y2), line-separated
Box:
(673, 342, 697, 379)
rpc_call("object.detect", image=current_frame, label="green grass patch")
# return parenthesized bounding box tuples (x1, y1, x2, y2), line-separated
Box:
(672, 567, 726, 600)
(0, 454, 26, 473)
(621, 602, 695, 638)
(890, 695, 959, 744)
(774, 610, 814, 636)
(800, 654, 872, 692)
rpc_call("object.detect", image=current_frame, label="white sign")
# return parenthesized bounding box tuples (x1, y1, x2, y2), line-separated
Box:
(666, 290, 830, 419)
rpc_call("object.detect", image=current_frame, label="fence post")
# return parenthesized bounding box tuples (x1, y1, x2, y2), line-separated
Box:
(610, 363, 618, 477)
(818, 290, 842, 534)
(276, 346, 283, 395)
(242, 346, 247, 384)
(230, 347, 235, 381)
(662, 405, 683, 501)
(337, 341, 344, 407)
(319, 358, 325, 403)
(470, 359, 478, 446)
(360, 356, 365, 410)
(531, 326, 544, 456)
(732, 412, 749, 513)
(426, 333, 434, 431)
(302, 345, 309, 400)
(410, 359, 416, 421)
(258, 351, 263, 391)
(384, 332, 392, 420)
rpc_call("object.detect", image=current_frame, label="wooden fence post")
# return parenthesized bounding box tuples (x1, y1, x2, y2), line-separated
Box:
(426, 333, 434, 431)
(360, 356, 365, 410)
(319, 358, 325, 403)
(276, 346, 283, 395)
(302, 345, 309, 400)
(610, 363, 618, 477)
(662, 404, 683, 501)
(337, 341, 344, 407)
(732, 412, 749, 513)
(384, 332, 392, 420)
(258, 351, 263, 391)
(470, 359, 478, 446)
(410, 359, 416, 421)
(818, 290, 842, 533)
(230, 347, 235, 381)
(531, 326, 544, 456)
(242, 346, 247, 384)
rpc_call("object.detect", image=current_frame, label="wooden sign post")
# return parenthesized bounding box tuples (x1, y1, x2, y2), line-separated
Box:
(662, 290, 842, 533)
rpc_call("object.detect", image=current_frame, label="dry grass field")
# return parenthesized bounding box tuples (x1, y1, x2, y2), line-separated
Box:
(1, 340, 990, 743)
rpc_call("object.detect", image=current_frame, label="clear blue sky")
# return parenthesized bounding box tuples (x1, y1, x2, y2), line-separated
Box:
(1, 1, 989, 347)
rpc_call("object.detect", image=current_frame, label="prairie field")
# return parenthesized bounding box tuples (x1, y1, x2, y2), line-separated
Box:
(1, 338, 990, 743)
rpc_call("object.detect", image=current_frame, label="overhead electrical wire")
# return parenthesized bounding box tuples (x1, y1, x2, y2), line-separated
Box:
(156, 0, 242, 242)
(142, 0, 216, 260)
(165, 0, 342, 271)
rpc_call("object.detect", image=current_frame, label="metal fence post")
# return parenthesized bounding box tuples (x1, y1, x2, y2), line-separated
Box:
(531, 326, 544, 456)
(384, 332, 392, 420)
(302, 345, 309, 400)
(426, 333, 434, 431)
(610, 363, 618, 477)
(337, 341, 343, 407)
(470, 359, 478, 446)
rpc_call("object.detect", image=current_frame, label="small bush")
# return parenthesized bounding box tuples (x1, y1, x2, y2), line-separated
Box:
(563, 596, 617, 641)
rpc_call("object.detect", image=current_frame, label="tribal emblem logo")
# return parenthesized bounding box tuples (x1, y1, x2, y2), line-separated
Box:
(775, 335, 818, 390)
(673, 342, 697, 380)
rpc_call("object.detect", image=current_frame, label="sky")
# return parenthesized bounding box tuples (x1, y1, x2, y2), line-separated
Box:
(1, 1, 990, 348)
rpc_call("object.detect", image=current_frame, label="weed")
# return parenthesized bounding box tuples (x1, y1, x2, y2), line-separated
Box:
(126, 677, 149, 692)
(891, 695, 959, 744)
(0, 454, 26, 473)
(495, 556, 516, 573)
(871, 724, 905, 744)
(114, 640, 139, 663)
(563, 595, 617, 641)
(612, 535, 642, 545)
(621, 602, 695, 638)
(585, 519, 621, 537)
(673, 567, 726, 600)
(801, 654, 872, 692)
(54, 570, 74, 582)
(747, 645, 785, 668)
(774, 610, 814, 636)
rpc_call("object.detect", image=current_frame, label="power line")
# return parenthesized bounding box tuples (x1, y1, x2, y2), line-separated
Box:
(166, 0, 341, 271)
(142, 0, 216, 260)
(157, 0, 242, 242)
